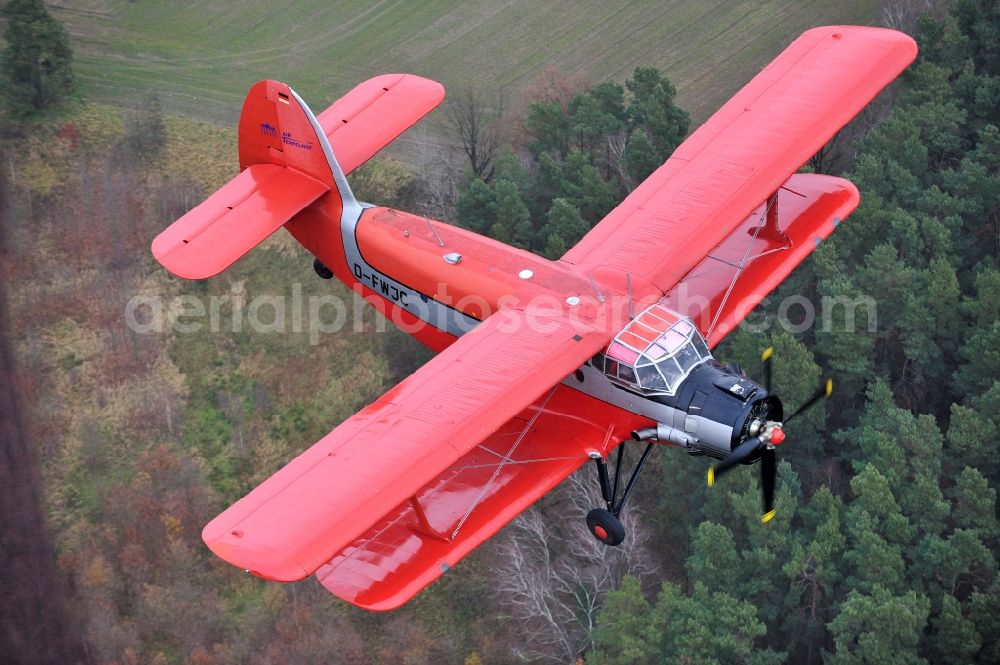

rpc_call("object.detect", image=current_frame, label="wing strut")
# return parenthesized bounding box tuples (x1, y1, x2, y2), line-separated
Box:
(705, 193, 787, 340)
(409, 497, 451, 542)
(450, 386, 557, 540)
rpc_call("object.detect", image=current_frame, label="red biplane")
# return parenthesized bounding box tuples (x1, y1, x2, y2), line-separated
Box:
(152, 26, 916, 610)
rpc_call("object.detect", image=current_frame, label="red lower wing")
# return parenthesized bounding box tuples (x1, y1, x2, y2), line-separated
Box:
(661, 173, 859, 346)
(201, 307, 613, 584)
(315, 385, 646, 610)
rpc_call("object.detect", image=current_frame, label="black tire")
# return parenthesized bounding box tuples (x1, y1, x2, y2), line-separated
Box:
(586, 508, 625, 546)
(313, 258, 334, 280)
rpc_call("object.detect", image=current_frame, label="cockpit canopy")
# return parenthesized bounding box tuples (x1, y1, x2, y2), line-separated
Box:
(594, 304, 712, 395)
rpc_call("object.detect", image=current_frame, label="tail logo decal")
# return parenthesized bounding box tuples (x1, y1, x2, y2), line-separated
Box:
(281, 131, 313, 151)
(259, 122, 278, 139)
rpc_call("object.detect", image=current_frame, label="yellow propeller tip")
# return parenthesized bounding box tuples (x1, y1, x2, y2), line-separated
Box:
(825, 379, 833, 397)
(707, 467, 715, 488)
(761, 347, 774, 361)
(761, 510, 776, 524)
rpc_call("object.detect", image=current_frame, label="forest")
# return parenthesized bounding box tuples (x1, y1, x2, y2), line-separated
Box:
(1, 0, 998, 663)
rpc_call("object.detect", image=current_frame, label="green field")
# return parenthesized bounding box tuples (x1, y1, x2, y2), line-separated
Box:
(57, 0, 879, 126)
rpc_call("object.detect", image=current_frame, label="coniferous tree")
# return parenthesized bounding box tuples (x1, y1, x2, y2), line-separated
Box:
(624, 130, 659, 183)
(455, 177, 498, 235)
(542, 198, 588, 259)
(950, 466, 999, 540)
(1, 0, 74, 117)
(625, 66, 690, 160)
(825, 586, 930, 665)
(970, 582, 1000, 663)
(588, 577, 659, 665)
(930, 594, 981, 664)
(491, 179, 533, 249)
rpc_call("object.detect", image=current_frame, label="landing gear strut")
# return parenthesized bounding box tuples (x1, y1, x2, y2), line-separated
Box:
(586, 441, 655, 546)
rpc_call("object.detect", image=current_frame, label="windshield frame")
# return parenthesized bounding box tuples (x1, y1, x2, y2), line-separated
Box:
(597, 304, 713, 395)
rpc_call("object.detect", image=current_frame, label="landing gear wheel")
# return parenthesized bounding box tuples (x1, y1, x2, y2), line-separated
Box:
(313, 258, 333, 280)
(586, 508, 625, 546)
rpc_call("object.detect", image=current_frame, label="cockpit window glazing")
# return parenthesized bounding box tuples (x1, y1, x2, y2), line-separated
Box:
(599, 305, 713, 395)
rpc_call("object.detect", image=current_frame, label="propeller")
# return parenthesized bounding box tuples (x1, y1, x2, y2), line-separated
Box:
(707, 347, 831, 524)
(784, 378, 834, 423)
(708, 434, 765, 479)
(761, 346, 773, 393)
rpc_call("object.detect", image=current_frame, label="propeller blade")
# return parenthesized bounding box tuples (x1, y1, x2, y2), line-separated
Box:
(761, 346, 774, 393)
(784, 378, 833, 423)
(707, 435, 763, 486)
(760, 447, 776, 523)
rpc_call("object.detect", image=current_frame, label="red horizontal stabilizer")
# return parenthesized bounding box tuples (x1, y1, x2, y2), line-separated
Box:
(201, 307, 610, 583)
(316, 74, 445, 175)
(661, 173, 859, 347)
(151, 164, 327, 280)
(315, 384, 643, 610)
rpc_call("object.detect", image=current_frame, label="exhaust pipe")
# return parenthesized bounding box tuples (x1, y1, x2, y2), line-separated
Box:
(631, 424, 697, 448)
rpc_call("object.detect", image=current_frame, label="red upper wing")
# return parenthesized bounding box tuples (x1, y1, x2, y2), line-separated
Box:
(202, 307, 610, 582)
(561, 26, 916, 296)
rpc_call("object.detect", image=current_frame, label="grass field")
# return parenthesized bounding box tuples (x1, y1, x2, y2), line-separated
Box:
(56, 0, 880, 128)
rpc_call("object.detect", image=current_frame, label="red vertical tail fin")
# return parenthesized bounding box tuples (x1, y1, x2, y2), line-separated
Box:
(237, 81, 347, 201)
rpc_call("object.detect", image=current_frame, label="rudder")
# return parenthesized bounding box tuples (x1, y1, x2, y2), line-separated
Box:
(237, 80, 345, 199)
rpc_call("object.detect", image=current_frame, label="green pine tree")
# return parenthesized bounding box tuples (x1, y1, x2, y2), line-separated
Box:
(825, 586, 930, 665)
(624, 130, 660, 183)
(589, 576, 659, 665)
(541, 197, 589, 259)
(930, 594, 981, 663)
(625, 66, 690, 159)
(491, 179, 533, 249)
(455, 177, 498, 235)
(970, 581, 1000, 663)
(525, 99, 571, 157)
(652, 582, 783, 665)
(949, 466, 999, 541)
(1, 0, 74, 116)
(558, 148, 616, 223)
(686, 522, 742, 592)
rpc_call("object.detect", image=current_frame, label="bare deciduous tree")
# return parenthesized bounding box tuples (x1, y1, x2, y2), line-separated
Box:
(809, 97, 895, 175)
(606, 130, 631, 193)
(880, 0, 937, 34)
(492, 470, 657, 664)
(408, 124, 463, 221)
(445, 87, 505, 181)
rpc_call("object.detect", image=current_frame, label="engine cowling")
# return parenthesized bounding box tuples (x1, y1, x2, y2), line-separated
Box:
(633, 360, 783, 460)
